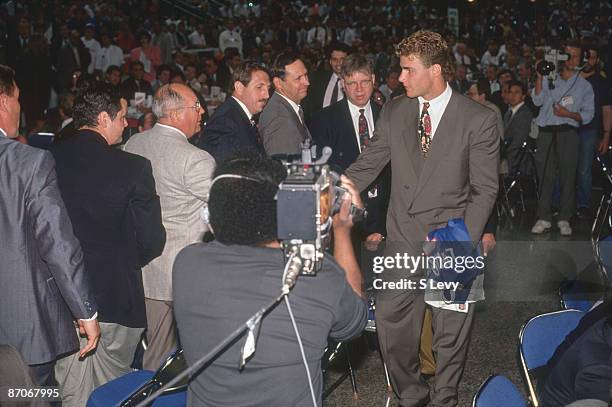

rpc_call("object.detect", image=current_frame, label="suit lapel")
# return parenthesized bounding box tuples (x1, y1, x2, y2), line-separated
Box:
(275, 93, 310, 140)
(414, 92, 459, 198)
(339, 100, 360, 156)
(401, 98, 421, 180)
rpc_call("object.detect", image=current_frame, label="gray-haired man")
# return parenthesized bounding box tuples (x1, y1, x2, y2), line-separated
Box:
(124, 84, 216, 369)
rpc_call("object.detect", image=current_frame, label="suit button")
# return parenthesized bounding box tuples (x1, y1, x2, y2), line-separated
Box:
(404, 185, 410, 189)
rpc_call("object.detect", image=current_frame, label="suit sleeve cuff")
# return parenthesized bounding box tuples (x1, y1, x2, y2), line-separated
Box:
(79, 312, 98, 321)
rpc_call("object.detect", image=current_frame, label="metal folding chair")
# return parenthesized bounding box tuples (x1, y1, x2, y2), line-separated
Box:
(87, 348, 187, 407)
(472, 374, 527, 407)
(518, 309, 584, 407)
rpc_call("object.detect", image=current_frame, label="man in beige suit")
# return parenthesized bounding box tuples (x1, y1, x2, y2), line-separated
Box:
(124, 84, 215, 370)
(345, 31, 499, 406)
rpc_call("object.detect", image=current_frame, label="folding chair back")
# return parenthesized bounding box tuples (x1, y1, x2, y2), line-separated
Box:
(518, 310, 584, 407)
(472, 374, 527, 407)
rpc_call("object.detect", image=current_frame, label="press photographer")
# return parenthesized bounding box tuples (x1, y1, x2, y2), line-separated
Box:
(172, 153, 367, 406)
(531, 40, 595, 237)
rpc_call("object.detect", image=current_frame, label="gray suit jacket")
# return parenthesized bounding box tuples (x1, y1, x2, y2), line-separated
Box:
(0, 137, 96, 365)
(345, 90, 499, 243)
(124, 124, 216, 301)
(259, 92, 311, 156)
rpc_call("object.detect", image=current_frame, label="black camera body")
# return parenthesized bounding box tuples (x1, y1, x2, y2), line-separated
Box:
(276, 142, 366, 275)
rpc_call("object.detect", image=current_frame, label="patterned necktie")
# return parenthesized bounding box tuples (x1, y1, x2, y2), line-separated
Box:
(419, 102, 432, 156)
(358, 108, 369, 151)
(298, 105, 306, 125)
(251, 118, 262, 146)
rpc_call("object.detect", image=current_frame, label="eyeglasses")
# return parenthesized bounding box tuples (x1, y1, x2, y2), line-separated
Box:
(174, 101, 201, 112)
(344, 79, 373, 89)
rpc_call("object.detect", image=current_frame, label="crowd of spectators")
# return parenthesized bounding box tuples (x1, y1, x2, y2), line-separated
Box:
(2, 0, 612, 404)
(1, 0, 611, 135)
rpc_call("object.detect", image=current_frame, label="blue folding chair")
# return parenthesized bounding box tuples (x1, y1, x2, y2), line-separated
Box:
(518, 309, 584, 407)
(87, 348, 187, 407)
(559, 279, 598, 312)
(472, 374, 527, 407)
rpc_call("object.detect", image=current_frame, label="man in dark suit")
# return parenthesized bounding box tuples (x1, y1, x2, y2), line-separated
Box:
(259, 52, 311, 156)
(503, 80, 534, 173)
(121, 60, 154, 102)
(0, 65, 100, 386)
(310, 54, 390, 246)
(302, 42, 351, 122)
(345, 31, 499, 406)
(50, 83, 165, 406)
(198, 61, 270, 163)
(56, 29, 91, 93)
(449, 64, 470, 95)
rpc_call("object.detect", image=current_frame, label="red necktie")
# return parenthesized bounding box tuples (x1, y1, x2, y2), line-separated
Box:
(359, 108, 369, 151)
(419, 102, 432, 156)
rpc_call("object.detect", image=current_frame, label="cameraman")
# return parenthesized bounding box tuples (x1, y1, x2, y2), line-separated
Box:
(531, 40, 595, 236)
(173, 153, 367, 406)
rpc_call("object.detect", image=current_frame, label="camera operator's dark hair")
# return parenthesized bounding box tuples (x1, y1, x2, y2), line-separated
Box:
(209, 152, 287, 246)
(0, 64, 16, 96)
(271, 52, 301, 80)
(230, 61, 270, 94)
(73, 82, 123, 129)
(507, 79, 526, 95)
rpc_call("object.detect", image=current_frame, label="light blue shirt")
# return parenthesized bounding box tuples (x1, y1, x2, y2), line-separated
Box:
(532, 72, 595, 128)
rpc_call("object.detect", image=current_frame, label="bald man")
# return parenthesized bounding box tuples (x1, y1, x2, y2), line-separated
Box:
(124, 84, 216, 369)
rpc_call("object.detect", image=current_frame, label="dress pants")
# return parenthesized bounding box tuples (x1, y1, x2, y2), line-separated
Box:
(535, 127, 579, 221)
(376, 290, 474, 407)
(54, 322, 144, 407)
(143, 298, 179, 371)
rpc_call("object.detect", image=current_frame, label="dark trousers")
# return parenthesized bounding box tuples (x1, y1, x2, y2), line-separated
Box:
(535, 127, 579, 221)
(376, 290, 475, 407)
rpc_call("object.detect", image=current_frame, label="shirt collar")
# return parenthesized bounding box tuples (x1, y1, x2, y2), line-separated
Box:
(276, 91, 301, 116)
(418, 83, 453, 108)
(156, 123, 187, 138)
(347, 99, 371, 117)
(232, 96, 253, 120)
(511, 101, 525, 115)
(0, 128, 6, 138)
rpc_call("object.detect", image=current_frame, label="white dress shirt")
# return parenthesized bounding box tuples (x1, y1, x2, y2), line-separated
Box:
(417, 83, 453, 140)
(232, 96, 253, 121)
(218, 29, 243, 54)
(81, 36, 101, 74)
(347, 100, 375, 152)
(94, 45, 125, 73)
(188, 31, 206, 47)
(323, 73, 344, 108)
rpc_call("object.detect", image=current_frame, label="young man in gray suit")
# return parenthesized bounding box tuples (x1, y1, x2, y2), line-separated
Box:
(0, 65, 100, 386)
(124, 83, 216, 370)
(345, 31, 499, 406)
(259, 52, 311, 156)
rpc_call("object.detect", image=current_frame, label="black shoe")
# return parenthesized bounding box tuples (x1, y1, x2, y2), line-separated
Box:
(576, 207, 592, 220)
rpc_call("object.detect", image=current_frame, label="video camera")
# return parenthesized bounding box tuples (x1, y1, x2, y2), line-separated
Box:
(276, 141, 366, 276)
(536, 49, 569, 76)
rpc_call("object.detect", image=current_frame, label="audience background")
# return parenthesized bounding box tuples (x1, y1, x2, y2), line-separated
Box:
(2, 0, 612, 136)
